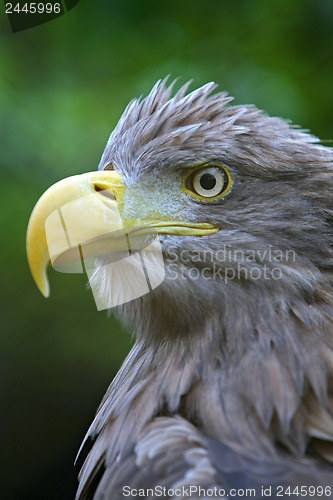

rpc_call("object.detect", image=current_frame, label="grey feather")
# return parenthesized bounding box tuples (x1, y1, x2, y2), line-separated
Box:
(76, 80, 333, 499)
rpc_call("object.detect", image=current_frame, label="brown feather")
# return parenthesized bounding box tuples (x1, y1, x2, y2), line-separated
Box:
(76, 80, 333, 498)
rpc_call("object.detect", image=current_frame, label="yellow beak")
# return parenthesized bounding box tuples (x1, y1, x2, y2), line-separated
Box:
(26, 171, 219, 298)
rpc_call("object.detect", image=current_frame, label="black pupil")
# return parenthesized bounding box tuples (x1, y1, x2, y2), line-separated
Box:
(200, 173, 217, 190)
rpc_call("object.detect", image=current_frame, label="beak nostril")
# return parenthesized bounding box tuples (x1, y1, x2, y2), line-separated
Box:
(93, 183, 116, 201)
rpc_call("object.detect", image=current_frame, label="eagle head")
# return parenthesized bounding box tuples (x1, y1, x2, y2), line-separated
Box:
(26, 79, 333, 497)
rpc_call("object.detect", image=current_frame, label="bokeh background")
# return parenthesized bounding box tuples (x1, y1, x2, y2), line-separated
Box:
(1, 0, 333, 498)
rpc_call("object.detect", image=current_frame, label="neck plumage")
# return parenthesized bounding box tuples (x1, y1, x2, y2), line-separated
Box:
(79, 299, 333, 473)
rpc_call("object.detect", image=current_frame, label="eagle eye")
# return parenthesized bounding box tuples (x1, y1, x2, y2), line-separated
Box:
(185, 165, 231, 200)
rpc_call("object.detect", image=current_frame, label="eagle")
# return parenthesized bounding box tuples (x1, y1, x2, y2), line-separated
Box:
(27, 79, 333, 499)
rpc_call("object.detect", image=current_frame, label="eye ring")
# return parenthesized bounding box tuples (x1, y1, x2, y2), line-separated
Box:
(184, 165, 231, 200)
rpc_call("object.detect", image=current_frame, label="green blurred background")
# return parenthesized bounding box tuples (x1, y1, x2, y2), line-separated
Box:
(1, 0, 333, 498)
